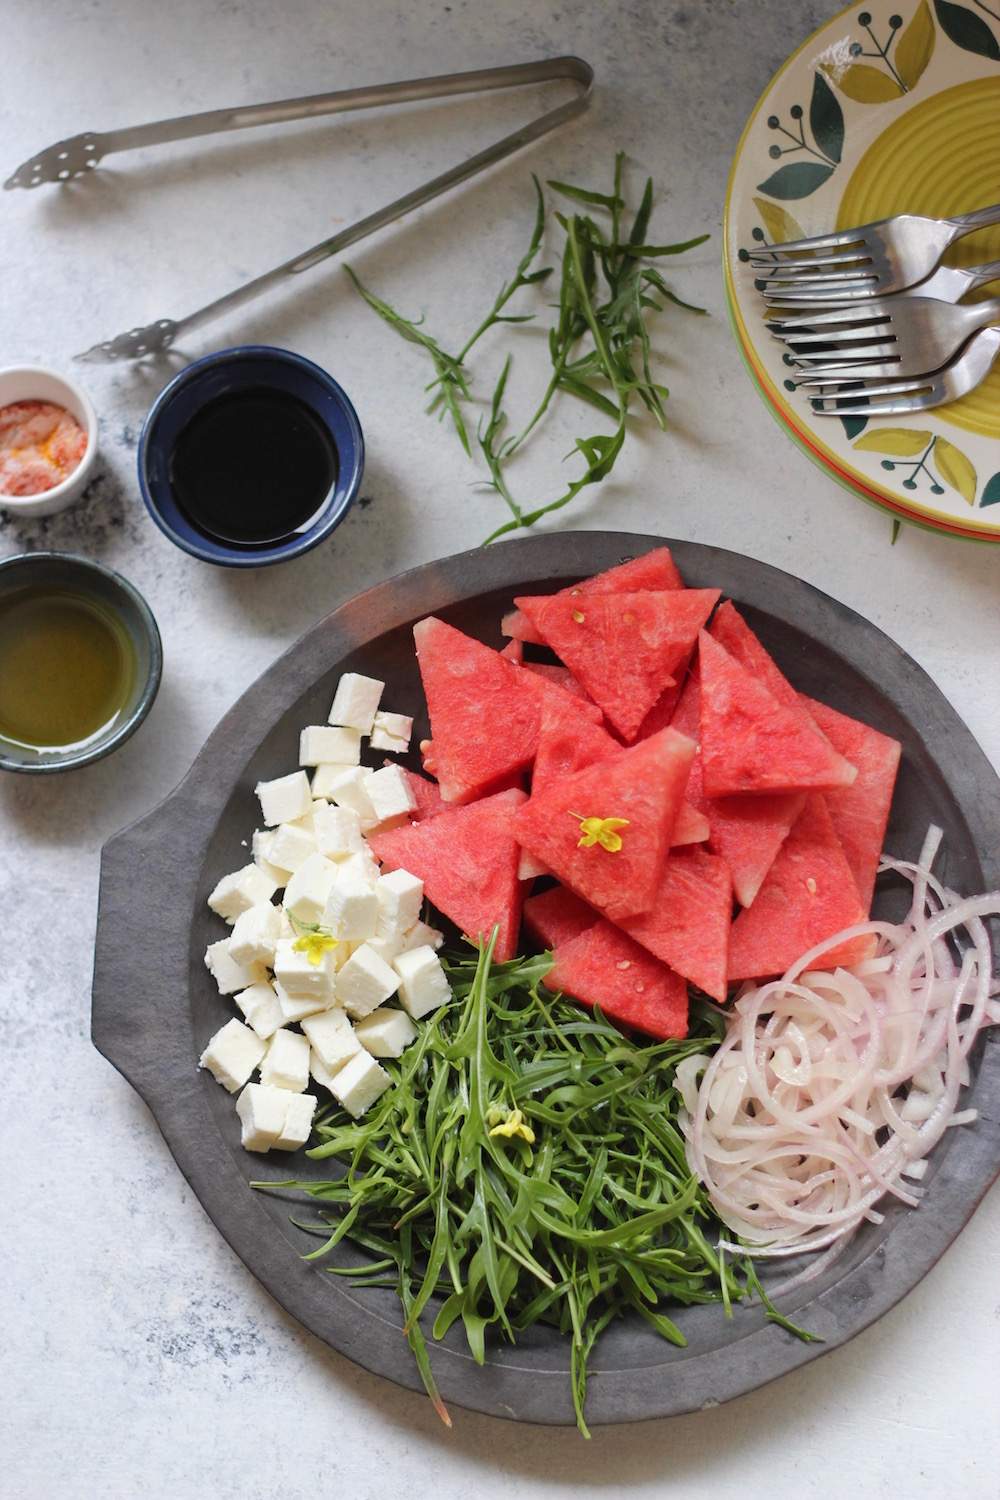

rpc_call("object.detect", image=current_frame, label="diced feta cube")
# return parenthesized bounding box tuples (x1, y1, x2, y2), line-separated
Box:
(326, 766, 377, 828)
(283, 852, 339, 925)
(330, 1049, 391, 1117)
(199, 1018, 266, 1092)
(204, 939, 267, 996)
(278, 908, 294, 938)
(370, 711, 414, 753)
(235, 1083, 291, 1151)
(336, 942, 400, 1018)
(375, 869, 424, 940)
(228, 902, 281, 967)
(328, 672, 384, 734)
(363, 765, 417, 828)
(310, 762, 358, 800)
(399, 920, 445, 953)
(260, 1028, 310, 1092)
(273, 938, 338, 1002)
(393, 946, 452, 1019)
(312, 801, 364, 860)
(302, 1006, 362, 1072)
(274, 1092, 317, 1150)
(366, 932, 403, 965)
(256, 770, 313, 827)
(324, 862, 379, 942)
(274, 978, 329, 1024)
(234, 981, 285, 1040)
(299, 725, 362, 767)
(267, 820, 318, 874)
(342, 847, 380, 887)
(354, 1006, 418, 1059)
(207, 863, 278, 923)
(252, 829, 290, 886)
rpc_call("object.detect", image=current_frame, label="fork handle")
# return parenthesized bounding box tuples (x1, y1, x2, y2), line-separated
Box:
(959, 295, 1000, 331)
(964, 260, 1000, 293)
(948, 201, 1000, 237)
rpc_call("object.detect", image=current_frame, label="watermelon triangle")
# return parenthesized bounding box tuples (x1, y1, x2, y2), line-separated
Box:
(522, 661, 590, 701)
(515, 589, 720, 741)
(803, 696, 901, 912)
(699, 630, 857, 797)
(368, 787, 526, 961)
(710, 600, 803, 709)
(545, 920, 688, 1039)
(399, 768, 446, 821)
(523, 885, 596, 949)
(413, 617, 599, 804)
(671, 672, 803, 907)
(619, 846, 732, 1002)
(728, 795, 875, 980)
(532, 704, 620, 795)
(514, 727, 695, 921)
(672, 800, 710, 846)
(503, 545, 685, 644)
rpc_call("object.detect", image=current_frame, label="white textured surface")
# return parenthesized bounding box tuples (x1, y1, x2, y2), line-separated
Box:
(2, 1, 998, 1495)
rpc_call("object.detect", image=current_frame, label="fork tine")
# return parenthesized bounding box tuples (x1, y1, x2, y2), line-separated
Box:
(810, 375, 930, 401)
(774, 329, 896, 349)
(763, 281, 880, 303)
(788, 353, 901, 376)
(767, 307, 892, 330)
(746, 227, 868, 256)
(811, 392, 933, 416)
(789, 363, 904, 388)
(748, 250, 874, 273)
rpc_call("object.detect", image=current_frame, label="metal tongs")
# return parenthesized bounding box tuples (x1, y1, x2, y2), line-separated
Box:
(5, 58, 592, 364)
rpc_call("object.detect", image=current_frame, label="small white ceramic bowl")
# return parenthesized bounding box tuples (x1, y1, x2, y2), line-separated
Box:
(0, 365, 99, 518)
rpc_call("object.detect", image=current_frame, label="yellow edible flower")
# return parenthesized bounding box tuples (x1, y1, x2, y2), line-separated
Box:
(292, 930, 339, 966)
(487, 1106, 536, 1144)
(572, 813, 630, 853)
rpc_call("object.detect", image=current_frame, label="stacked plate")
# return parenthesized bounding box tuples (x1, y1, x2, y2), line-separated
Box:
(724, 0, 1000, 541)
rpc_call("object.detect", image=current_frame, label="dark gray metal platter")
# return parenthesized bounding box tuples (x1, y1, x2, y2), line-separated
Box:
(92, 531, 1000, 1427)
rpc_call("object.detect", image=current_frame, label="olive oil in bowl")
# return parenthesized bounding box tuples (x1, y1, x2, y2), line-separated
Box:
(0, 552, 162, 773)
(0, 587, 135, 751)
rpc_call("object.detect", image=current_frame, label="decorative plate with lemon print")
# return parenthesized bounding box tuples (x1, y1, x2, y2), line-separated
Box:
(724, 0, 1000, 539)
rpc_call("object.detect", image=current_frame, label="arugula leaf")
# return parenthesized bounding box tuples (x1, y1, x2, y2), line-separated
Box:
(345, 155, 708, 541)
(257, 939, 808, 1437)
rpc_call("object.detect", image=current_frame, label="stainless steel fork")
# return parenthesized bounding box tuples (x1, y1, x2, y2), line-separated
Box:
(746, 203, 1000, 296)
(762, 258, 1000, 307)
(807, 326, 1000, 417)
(6, 58, 593, 362)
(768, 294, 1000, 377)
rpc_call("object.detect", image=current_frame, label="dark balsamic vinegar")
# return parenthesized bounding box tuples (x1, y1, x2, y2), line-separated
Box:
(169, 388, 339, 547)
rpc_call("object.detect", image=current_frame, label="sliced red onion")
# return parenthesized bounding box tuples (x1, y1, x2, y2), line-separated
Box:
(681, 826, 999, 1263)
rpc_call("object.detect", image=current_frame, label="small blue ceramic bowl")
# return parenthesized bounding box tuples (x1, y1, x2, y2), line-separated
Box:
(138, 346, 364, 567)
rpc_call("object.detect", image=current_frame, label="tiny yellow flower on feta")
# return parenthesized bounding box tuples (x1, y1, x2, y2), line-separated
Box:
(570, 812, 630, 853)
(487, 1106, 535, 1144)
(292, 930, 340, 966)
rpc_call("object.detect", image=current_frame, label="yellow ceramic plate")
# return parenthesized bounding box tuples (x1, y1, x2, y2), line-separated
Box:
(724, 0, 1000, 537)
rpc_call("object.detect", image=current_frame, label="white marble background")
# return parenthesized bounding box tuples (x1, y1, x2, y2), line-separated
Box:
(2, 1, 998, 1495)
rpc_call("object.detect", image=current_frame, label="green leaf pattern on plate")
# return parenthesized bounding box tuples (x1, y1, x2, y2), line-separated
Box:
(933, 437, 978, 504)
(853, 429, 988, 503)
(809, 71, 845, 161)
(896, 1, 938, 85)
(933, 0, 1000, 60)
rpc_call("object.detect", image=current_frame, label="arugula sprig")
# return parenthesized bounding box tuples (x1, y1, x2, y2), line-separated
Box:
(345, 154, 708, 544)
(258, 938, 813, 1437)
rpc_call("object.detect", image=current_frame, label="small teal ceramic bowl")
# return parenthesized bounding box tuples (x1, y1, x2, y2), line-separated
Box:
(0, 552, 162, 774)
(137, 345, 364, 567)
